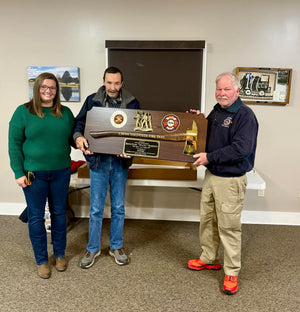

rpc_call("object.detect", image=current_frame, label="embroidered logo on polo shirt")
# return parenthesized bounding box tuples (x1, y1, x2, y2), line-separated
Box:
(222, 117, 232, 128)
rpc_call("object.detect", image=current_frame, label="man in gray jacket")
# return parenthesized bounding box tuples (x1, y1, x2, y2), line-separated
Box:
(73, 66, 140, 268)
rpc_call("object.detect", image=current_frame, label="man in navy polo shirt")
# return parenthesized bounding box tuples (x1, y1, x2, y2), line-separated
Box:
(188, 72, 258, 295)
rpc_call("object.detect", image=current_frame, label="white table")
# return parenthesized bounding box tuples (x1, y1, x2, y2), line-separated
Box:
(70, 165, 266, 196)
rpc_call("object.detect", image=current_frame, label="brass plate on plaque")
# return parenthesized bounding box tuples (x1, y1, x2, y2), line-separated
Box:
(84, 107, 207, 163)
(123, 138, 160, 158)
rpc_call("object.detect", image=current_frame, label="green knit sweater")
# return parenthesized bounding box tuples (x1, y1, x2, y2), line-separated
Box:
(9, 104, 74, 179)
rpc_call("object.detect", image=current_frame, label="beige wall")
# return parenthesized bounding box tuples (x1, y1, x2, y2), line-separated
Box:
(1, 0, 300, 219)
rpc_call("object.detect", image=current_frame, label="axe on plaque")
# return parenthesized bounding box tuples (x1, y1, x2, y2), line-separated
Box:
(89, 120, 198, 145)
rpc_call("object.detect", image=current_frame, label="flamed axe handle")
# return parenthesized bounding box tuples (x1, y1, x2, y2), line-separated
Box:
(89, 131, 187, 142)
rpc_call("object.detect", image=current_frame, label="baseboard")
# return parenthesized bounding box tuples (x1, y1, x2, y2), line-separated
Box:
(0, 202, 299, 226)
(0, 203, 26, 216)
(241, 210, 300, 226)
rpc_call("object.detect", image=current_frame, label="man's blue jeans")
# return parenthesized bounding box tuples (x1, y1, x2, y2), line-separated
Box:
(23, 168, 70, 265)
(87, 155, 128, 252)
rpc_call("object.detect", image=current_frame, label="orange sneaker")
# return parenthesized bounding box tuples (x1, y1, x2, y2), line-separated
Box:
(223, 275, 238, 295)
(187, 258, 221, 271)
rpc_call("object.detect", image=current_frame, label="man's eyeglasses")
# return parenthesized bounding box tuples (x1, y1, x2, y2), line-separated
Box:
(40, 85, 57, 91)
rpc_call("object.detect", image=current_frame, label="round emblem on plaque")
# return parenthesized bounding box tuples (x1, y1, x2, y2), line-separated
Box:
(110, 110, 127, 128)
(162, 114, 180, 132)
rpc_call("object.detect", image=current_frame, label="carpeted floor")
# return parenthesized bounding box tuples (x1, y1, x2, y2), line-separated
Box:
(0, 215, 299, 312)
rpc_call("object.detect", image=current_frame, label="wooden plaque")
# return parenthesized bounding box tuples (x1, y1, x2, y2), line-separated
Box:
(84, 107, 207, 163)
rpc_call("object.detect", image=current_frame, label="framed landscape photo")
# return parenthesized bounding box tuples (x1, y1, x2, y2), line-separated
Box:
(27, 66, 80, 102)
(236, 67, 292, 105)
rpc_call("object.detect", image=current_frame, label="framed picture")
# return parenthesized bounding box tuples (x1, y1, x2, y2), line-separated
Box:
(27, 66, 80, 102)
(236, 67, 292, 105)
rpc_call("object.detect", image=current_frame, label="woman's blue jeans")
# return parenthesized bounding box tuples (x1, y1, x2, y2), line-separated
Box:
(23, 168, 70, 265)
(87, 155, 128, 252)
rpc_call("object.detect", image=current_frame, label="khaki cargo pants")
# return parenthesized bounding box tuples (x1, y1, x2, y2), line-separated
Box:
(199, 170, 247, 276)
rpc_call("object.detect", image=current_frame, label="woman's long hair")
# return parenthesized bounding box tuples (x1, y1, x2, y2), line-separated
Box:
(26, 72, 62, 118)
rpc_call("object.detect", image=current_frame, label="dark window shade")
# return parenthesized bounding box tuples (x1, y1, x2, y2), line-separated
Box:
(106, 41, 205, 112)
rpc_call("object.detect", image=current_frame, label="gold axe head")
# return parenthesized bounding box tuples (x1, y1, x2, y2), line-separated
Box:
(185, 120, 198, 138)
(183, 120, 198, 155)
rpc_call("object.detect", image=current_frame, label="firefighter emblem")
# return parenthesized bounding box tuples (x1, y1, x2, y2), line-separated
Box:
(162, 114, 180, 132)
(110, 110, 127, 128)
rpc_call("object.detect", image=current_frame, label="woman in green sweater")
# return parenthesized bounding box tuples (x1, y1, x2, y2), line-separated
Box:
(9, 72, 74, 279)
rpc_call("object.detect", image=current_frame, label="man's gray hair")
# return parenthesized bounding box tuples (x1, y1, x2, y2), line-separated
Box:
(216, 72, 240, 90)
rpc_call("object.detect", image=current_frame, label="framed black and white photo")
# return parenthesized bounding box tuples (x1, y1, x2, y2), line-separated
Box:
(236, 67, 292, 105)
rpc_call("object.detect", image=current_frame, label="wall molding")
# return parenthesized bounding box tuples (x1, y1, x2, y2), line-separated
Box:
(1, 202, 299, 226)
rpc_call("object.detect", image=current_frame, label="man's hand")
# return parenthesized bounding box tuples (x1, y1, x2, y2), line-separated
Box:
(188, 109, 201, 115)
(75, 136, 93, 155)
(187, 109, 206, 118)
(193, 152, 209, 167)
(16, 176, 28, 188)
(118, 154, 132, 158)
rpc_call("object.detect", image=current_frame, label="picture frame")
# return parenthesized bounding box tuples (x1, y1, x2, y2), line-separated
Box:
(236, 67, 292, 105)
(27, 66, 80, 102)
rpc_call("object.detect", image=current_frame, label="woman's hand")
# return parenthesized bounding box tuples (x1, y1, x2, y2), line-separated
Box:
(16, 176, 28, 188)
